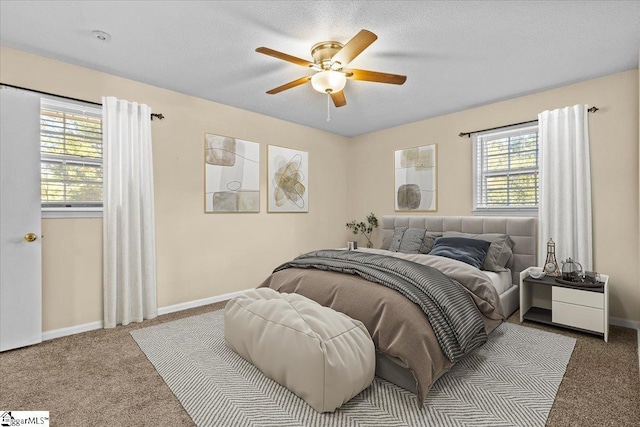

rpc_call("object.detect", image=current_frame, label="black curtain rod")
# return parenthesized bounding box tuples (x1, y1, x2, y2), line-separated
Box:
(458, 106, 598, 138)
(0, 82, 165, 121)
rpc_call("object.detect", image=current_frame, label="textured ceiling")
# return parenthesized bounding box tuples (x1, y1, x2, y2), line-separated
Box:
(1, 1, 639, 137)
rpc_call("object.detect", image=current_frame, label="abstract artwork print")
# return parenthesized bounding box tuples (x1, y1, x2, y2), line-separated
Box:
(395, 144, 437, 211)
(268, 145, 308, 213)
(205, 133, 260, 212)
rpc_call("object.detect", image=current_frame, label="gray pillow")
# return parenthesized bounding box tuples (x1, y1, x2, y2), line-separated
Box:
(388, 227, 426, 254)
(443, 231, 515, 272)
(399, 228, 427, 253)
(419, 232, 442, 254)
(388, 227, 408, 252)
(380, 231, 393, 250)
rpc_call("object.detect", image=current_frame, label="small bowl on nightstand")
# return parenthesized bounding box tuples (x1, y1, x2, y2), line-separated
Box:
(529, 267, 545, 279)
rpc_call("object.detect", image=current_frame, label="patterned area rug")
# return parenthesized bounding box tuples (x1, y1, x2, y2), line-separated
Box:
(131, 311, 575, 427)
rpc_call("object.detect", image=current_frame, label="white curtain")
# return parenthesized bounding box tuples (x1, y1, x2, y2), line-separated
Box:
(102, 96, 157, 328)
(538, 104, 593, 271)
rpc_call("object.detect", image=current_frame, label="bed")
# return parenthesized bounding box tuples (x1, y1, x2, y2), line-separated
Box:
(258, 215, 537, 404)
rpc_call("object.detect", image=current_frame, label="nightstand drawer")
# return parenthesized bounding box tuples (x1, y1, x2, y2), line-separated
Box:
(552, 286, 603, 309)
(552, 301, 604, 333)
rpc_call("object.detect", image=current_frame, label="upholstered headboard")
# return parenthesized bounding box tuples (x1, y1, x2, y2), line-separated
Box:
(381, 216, 537, 285)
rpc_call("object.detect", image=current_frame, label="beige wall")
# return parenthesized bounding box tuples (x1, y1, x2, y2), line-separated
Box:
(0, 46, 351, 332)
(2, 45, 638, 331)
(349, 70, 640, 323)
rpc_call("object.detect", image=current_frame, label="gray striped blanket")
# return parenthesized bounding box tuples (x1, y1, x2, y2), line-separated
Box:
(274, 249, 487, 362)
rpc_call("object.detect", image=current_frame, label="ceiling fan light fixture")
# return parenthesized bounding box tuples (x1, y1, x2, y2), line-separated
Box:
(257, 29, 405, 109)
(311, 70, 346, 94)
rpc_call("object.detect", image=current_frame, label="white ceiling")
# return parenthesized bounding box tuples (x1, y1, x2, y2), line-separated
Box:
(1, 1, 639, 137)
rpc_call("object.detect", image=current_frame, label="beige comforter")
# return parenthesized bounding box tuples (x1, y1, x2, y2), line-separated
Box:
(258, 248, 504, 403)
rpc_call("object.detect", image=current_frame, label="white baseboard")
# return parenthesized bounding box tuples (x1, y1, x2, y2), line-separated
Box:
(42, 288, 250, 342)
(157, 288, 250, 316)
(42, 320, 104, 341)
(41, 296, 640, 342)
(610, 316, 640, 331)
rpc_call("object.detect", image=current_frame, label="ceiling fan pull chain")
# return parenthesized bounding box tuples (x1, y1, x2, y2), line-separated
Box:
(326, 92, 331, 122)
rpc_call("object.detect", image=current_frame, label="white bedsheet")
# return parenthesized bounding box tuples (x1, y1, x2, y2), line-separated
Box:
(483, 269, 513, 294)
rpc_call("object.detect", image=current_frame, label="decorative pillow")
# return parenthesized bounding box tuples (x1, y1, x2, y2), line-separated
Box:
(419, 232, 442, 254)
(443, 231, 515, 272)
(399, 228, 427, 253)
(380, 231, 393, 250)
(429, 237, 491, 269)
(388, 227, 426, 254)
(388, 227, 408, 252)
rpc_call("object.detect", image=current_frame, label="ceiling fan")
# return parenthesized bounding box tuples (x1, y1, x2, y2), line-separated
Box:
(256, 29, 407, 109)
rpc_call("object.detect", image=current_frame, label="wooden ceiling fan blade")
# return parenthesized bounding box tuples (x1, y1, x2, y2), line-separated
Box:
(266, 76, 312, 94)
(345, 69, 407, 85)
(331, 29, 377, 67)
(256, 47, 316, 68)
(330, 91, 347, 108)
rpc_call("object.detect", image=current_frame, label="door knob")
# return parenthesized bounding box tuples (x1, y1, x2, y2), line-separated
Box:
(24, 233, 38, 242)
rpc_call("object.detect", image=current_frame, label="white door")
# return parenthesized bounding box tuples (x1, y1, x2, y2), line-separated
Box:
(0, 88, 42, 352)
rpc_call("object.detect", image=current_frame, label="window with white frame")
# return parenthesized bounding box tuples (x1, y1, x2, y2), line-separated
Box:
(40, 98, 103, 216)
(473, 122, 539, 214)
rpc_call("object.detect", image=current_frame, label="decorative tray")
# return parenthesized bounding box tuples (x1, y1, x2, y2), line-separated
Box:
(554, 277, 604, 288)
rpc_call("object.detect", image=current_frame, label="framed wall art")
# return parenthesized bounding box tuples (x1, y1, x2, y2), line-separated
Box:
(394, 144, 437, 211)
(268, 145, 308, 213)
(204, 133, 260, 213)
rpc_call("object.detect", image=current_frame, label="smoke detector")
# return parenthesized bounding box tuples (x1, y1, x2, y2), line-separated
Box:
(91, 30, 111, 42)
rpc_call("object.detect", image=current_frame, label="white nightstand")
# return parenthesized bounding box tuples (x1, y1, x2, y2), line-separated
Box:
(519, 267, 609, 342)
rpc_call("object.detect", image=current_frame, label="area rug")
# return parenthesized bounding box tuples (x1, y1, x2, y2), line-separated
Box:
(131, 310, 576, 427)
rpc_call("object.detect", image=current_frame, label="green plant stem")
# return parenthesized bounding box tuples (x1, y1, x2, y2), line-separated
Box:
(345, 213, 378, 248)
(361, 232, 373, 246)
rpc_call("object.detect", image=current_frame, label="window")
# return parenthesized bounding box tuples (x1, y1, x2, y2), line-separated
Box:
(40, 98, 103, 217)
(473, 122, 539, 214)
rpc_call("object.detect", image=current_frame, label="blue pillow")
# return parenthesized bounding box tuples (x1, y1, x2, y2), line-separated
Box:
(429, 237, 491, 269)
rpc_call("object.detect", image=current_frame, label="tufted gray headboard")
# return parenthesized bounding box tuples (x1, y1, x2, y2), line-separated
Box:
(381, 215, 537, 286)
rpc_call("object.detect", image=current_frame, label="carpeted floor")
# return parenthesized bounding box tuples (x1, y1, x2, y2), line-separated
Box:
(1, 303, 638, 427)
(131, 311, 575, 427)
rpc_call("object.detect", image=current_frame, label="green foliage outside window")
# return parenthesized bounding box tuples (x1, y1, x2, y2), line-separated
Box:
(40, 107, 103, 207)
(477, 129, 538, 209)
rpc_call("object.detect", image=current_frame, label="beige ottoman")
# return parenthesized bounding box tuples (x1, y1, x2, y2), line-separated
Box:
(224, 288, 375, 413)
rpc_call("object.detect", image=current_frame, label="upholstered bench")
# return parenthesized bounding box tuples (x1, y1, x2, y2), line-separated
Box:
(224, 288, 375, 413)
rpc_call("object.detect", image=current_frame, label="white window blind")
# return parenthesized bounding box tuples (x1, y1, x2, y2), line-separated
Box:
(473, 122, 539, 214)
(40, 98, 103, 210)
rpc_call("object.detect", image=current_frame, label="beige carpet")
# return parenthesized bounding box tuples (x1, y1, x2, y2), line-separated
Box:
(1, 303, 638, 427)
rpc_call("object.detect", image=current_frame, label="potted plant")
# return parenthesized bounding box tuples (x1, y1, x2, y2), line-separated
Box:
(345, 212, 378, 248)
